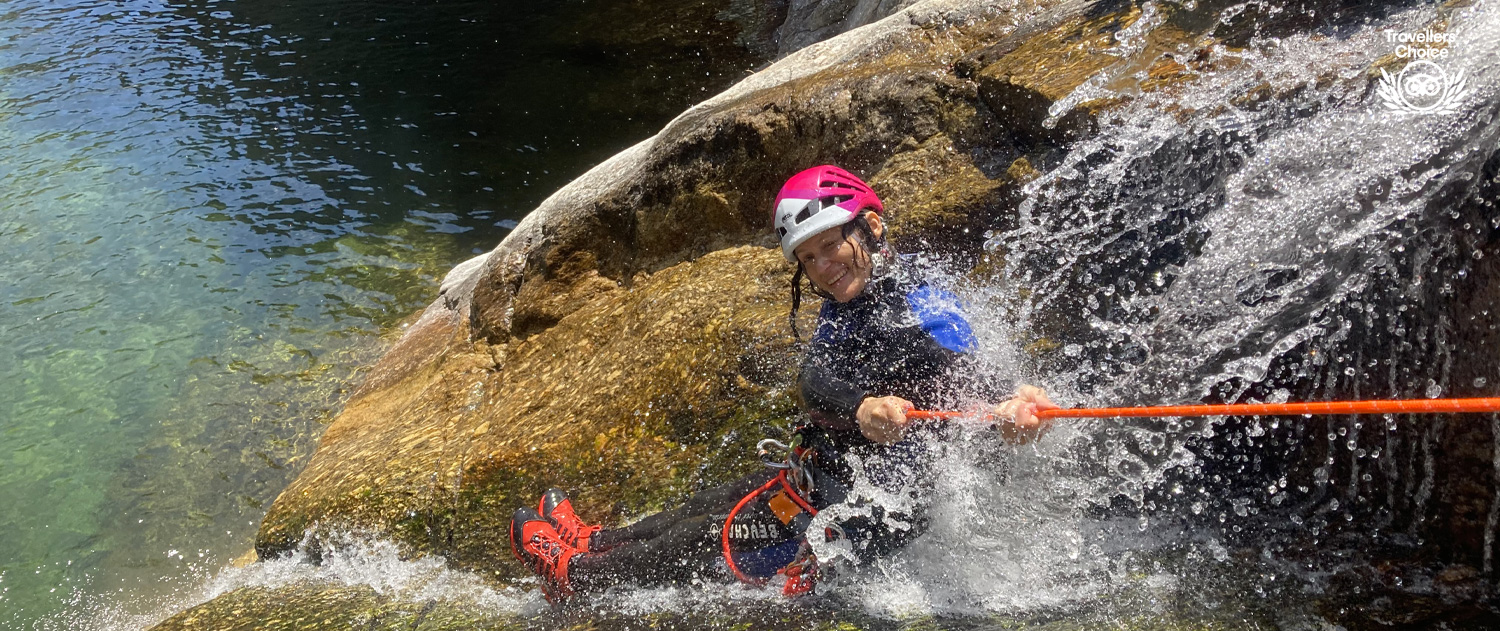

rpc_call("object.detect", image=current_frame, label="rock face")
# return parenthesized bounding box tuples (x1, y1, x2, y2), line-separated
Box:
(258, 246, 812, 575)
(773, 0, 926, 57)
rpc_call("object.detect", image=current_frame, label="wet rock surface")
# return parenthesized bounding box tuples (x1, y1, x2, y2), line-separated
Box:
(774, 0, 926, 57)
(256, 246, 810, 575)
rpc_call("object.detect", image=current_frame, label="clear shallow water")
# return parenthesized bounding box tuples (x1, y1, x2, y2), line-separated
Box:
(0, 0, 752, 626)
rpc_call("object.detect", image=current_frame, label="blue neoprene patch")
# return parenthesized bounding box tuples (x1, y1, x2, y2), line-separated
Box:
(729, 540, 802, 579)
(906, 285, 977, 352)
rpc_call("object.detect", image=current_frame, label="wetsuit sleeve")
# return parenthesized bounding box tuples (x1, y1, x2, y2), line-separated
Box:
(905, 284, 1015, 403)
(906, 285, 976, 353)
(796, 359, 866, 431)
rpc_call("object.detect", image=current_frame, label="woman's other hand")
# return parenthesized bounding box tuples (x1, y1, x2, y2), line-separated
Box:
(856, 395, 915, 444)
(993, 384, 1060, 444)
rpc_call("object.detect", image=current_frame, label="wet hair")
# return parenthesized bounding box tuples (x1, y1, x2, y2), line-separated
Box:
(788, 211, 883, 339)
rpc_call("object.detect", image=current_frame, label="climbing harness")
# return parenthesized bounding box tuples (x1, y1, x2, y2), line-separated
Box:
(722, 437, 821, 593)
(757, 438, 816, 495)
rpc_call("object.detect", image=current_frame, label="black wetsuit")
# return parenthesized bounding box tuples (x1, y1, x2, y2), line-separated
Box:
(569, 260, 1001, 591)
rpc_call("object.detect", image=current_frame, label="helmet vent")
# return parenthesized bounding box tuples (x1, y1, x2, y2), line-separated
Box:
(821, 180, 860, 190)
(822, 194, 854, 207)
(794, 204, 815, 224)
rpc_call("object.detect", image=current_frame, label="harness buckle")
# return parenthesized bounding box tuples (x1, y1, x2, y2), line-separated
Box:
(759, 438, 818, 497)
(757, 439, 794, 470)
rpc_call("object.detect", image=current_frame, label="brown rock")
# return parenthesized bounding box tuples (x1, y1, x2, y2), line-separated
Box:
(973, 4, 1207, 142)
(258, 247, 813, 575)
(872, 132, 1010, 255)
(149, 585, 518, 631)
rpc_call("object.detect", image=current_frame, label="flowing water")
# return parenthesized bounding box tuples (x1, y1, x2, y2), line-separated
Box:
(0, 0, 753, 627)
(8, 0, 1500, 628)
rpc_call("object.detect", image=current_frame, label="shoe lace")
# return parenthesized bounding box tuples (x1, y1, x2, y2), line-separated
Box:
(553, 514, 600, 546)
(526, 532, 568, 572)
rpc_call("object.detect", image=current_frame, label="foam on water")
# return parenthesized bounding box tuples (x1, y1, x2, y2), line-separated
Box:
(41, 536, 534, 631)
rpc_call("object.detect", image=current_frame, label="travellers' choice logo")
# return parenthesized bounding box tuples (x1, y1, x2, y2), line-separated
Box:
(1377, 29, 1467, 114)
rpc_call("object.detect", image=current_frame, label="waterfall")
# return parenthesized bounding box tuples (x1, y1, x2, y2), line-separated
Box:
(820, 0, 1500, 618)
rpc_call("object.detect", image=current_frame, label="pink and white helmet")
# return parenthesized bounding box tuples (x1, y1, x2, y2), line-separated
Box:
(771, 165, 884, 262)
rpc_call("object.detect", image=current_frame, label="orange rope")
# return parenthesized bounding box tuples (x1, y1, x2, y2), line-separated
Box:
(906, 397, 1500, 421)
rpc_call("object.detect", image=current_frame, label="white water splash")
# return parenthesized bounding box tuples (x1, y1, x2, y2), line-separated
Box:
(36, 536, 532, 631)
(832, 0, 1500, 619)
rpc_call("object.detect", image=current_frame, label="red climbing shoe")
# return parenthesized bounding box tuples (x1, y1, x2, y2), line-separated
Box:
(509, 507, 576, 600)
(538, 488, 603, 553)
(779, 543, 819, 597)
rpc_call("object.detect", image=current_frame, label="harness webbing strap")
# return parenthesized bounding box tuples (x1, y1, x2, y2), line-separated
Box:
(721, 470, 819, 586)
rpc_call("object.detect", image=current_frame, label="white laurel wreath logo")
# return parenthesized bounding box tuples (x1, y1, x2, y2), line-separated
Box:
(1377, 59, 1468, 114)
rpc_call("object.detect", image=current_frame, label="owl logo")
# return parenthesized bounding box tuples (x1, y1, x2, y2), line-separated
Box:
(1377, 60, 1468, 115)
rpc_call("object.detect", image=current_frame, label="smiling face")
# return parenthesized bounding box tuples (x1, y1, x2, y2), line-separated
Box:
(792, 211, 884, 303)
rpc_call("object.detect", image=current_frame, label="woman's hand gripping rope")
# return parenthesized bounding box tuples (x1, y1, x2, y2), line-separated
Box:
(992, 385, 1060, 444)
(856, 395, 917, 444)
(855, 385, 1060, 445)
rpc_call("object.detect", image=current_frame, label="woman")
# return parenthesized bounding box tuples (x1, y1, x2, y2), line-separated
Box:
(509, 165, 1058, 601)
